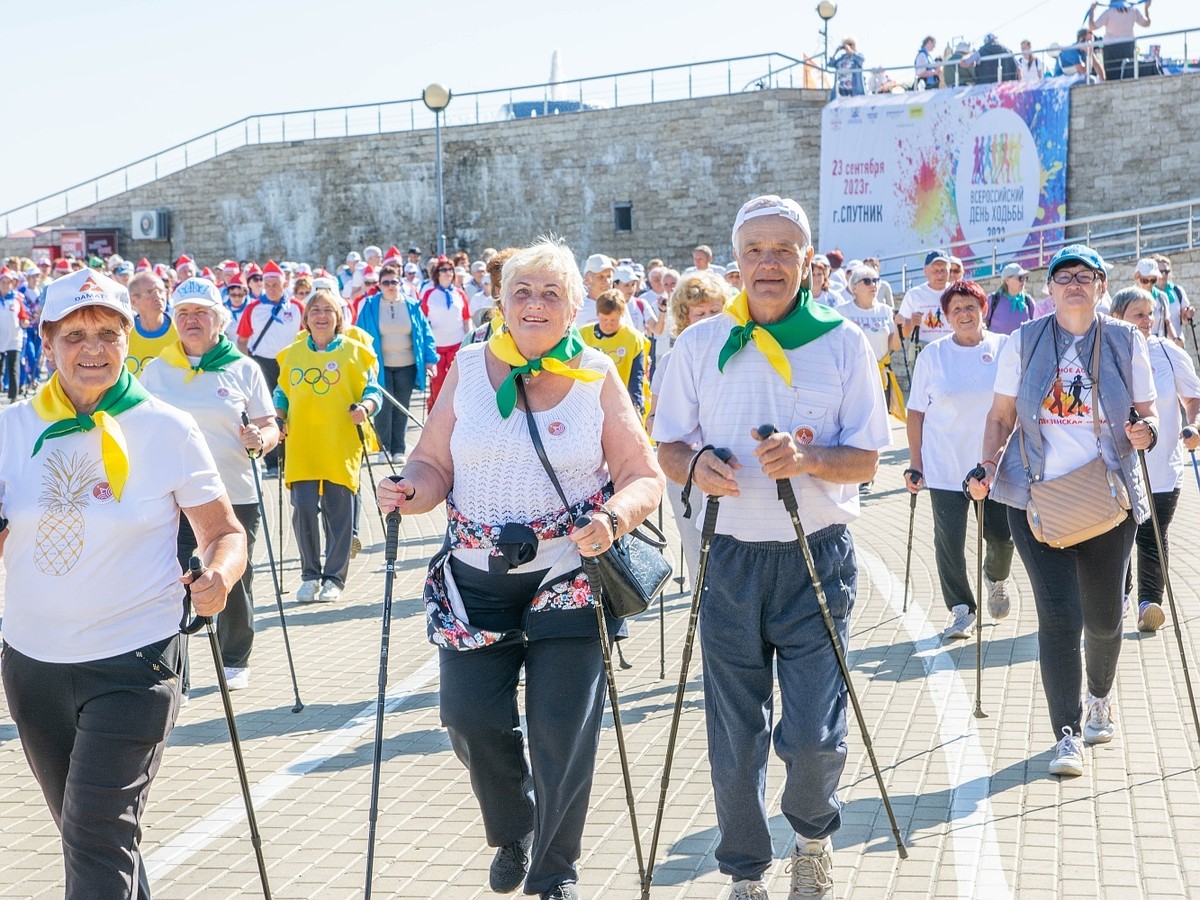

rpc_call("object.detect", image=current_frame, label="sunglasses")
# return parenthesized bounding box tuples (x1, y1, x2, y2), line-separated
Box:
(1137, 277, 1159, 286)
(380, 279, 400, 286)
(856, 277, 880, 286)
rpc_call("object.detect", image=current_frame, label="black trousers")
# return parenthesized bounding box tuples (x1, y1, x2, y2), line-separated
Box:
(2, 634, 182, 900)
(177, 502, 261, 669)
(1009, 506, 1136, 739)
(1103, 39, 1137, 81)
(1125, 489, 1180, 606)
(252, 355, 282, 469)
(440, 635, 606, 895)
(375, 365, 417, 455)
(2, 348, 17, 401)
(928, 489, 1014, 614)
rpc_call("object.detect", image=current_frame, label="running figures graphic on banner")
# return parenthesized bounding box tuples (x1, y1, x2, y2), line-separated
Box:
(954, 109, 1041, 256)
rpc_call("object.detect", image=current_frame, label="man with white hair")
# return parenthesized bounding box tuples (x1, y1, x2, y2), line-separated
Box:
(653, 195, 888, 898)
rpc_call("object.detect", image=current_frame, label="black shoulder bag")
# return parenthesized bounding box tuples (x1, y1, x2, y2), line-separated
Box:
(516, 376, 672, 617)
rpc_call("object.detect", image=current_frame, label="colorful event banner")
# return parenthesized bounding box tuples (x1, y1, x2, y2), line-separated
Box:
(819, 78, 1071, 271)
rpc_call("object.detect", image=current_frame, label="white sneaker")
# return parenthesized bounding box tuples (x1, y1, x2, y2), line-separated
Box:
(787, 836, 833, 897)
(947, 604, 976, 639)
(1048, 726, 1084, 776)
(731, 879, 770, 900)
(984, 575, 1012, 620)
(391, 452, 407, 466)
(374, 451, 390, 466)
(318, 581, 342, 602)
(296, 579, 321, 603)
(223, 667, 250, 690)
(1083, 693, 1116, 744)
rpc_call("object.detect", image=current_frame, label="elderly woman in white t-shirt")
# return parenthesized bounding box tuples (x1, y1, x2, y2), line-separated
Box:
(377, 237, 663, 900)
(906, 280, 1015, 640)
(1110, 286, 1200, 633)
(0, 269, 245, 899)
(141, 277, 279, 691)
(968, 244, 1157, 779)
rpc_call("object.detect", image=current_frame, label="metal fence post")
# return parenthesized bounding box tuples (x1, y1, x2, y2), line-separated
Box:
(651, 70, 655, 103)
(728, 60, 732, 93)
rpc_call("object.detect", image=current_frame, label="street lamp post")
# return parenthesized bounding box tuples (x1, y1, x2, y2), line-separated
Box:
(817, 1, 838, 79)
(422, 83, 452, 255)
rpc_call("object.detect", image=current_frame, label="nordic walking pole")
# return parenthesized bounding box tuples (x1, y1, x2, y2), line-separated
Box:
(376, 384, 425, 431)
(242, 413, 303, 713)
(661, 500, 674, 680)
(181, 557, 273, 899)
(1185, 427, 1200, 494)
(1188, 316, 1200, 368)
(1130, 410, 1200, 745)
(365, 476, 404, 900)
(901, 469, 921, 613)
(576, 514, 647, 891)
(352, 405, 389, 537)
(972, 495, 988, 720)
(756, 425, 907, 859)
(276, 425, 287, 591)
(644, 448, 732, 897)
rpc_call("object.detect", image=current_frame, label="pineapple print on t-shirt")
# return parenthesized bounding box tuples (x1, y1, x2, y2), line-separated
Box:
(34, 448, 99, 575)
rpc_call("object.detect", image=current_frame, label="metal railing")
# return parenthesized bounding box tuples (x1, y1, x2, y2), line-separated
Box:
(875, 199, 1200, 292)
(823, 26, 1198, 96)
(1, 52, 813, 237)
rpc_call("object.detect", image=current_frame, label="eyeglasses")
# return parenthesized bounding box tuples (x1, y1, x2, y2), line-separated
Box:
(1051, 270, 1100, 285)
(856, 278, 880, 286)
(1011, 274, 1029, 282)
(1137, 277, 1159, 286)
(380, 279, 400, 286)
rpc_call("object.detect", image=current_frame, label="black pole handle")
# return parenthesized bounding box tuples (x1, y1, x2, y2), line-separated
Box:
(1183, 426, 1199, 440)
(180, 556, 209, 635)
(1129, 406, 1140, 426)
(702, 448, 733, 537)
(384, 475, 404, 561)
(756, 424, 800, 510)
(239, 410, 262, 460)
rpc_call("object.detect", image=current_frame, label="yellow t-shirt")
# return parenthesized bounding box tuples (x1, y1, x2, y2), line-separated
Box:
(276, 338, 378, 491)
(125, 317, 179, 377)
(580, 324, 646, 389)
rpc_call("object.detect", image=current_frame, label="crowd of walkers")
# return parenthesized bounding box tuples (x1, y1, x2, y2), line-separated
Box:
(2, 198, 1200, 898)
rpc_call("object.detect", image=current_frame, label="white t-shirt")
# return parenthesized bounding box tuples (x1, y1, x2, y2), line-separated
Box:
(836, 298, 897, 361)
(1163, 285, 1192, 337)
(908, 333, 1007, 490)
(651, 313, 890, 541)
(1095, 6, 1149, 40)
(627, 294, 659, 334)
(898, 282, 952, 344)
(140, 355, 275, 505)
(238, 297, 305, 360)
(0, 397, 225, 662)
(1144, 337, 1200, 492)
(0, 293, 24, 352)
(993, 327, 1155, 480)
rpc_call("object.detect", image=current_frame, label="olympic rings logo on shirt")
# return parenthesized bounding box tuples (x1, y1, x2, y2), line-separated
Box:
(290, 365, 342, 395)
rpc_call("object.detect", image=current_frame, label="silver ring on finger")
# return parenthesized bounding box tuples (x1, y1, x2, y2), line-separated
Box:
(591, 542, 602, 552)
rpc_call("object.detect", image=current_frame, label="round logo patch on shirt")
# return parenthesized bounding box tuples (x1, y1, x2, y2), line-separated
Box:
(615, 347, 627, 359)
(794, 426, 815, 445)
(981, 352, 994, 364)
(548, 421, 566, 437)
(216, 386, 231, 399)
(325, 361, 339, 372)
(91, 481, 115, 504)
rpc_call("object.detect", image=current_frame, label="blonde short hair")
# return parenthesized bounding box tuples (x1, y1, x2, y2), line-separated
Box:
(670, 271, 728, 338)
(500, 236, 585, 315)
(302, 289, 346, 335)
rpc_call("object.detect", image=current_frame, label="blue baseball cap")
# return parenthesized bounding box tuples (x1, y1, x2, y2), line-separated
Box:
(1048, 244, 1106, 276)
(924, 250, 950, 266)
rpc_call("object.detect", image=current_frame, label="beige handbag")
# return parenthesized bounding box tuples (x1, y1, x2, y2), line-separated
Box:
(1019, 321, 1131, 549)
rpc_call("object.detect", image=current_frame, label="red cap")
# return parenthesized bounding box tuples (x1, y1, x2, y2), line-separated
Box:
(154, 264, 169, 277)
(175, 254, 193, 268)
(363, 265, 376, 277)
(245, 262, 262, 276)
(0, 266, 17, 279)
(220, 259, 240, 273)
(136, 257, 152, 272)
(55, 258, 71, 272)
(383, 245, 402, 262)
(227, 273, 246, 288)
(262, 260, 284, 278)
(200, 267, 215, 279)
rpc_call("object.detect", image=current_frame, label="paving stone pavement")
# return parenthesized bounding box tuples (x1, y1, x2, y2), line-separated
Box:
(4, 417, 1200, 899)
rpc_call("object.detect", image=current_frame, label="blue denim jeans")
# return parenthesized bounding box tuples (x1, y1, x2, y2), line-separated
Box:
(698, 525, 855, 882)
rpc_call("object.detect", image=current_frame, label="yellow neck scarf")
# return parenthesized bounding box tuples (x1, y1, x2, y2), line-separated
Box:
(31, 369, 148, 501)
(487, 326, 604, 418)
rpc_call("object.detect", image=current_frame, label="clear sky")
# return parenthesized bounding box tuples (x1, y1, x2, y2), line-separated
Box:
(2, 0, 1191, 217)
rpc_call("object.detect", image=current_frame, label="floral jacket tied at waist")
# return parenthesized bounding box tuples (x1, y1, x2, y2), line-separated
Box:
(425, 484, 624, 650)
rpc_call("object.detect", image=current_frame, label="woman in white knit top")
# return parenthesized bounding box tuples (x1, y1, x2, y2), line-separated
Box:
(379, 237, 663, 900)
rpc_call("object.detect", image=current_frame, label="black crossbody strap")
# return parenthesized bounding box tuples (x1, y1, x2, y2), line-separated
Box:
(249, 301, 282, 356)
(516, 376, 574, 513)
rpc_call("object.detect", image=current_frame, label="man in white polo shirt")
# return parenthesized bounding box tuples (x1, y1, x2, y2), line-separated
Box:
(652, 195, 889, 899)
(897, 250, 953, 346)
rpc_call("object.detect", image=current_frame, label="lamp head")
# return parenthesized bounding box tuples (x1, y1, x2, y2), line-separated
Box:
(422, 83, 452, 112)
(816, 1, 837, 21)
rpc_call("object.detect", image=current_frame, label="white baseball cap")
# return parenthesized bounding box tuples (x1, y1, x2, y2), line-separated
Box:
(171, 277, 224, 310)
(40, 268, 134, 331)
(731, 195, 812, 250)
(1134, 257, 1161, 279)
(583, 253, 614, 275)
(613, 266, 637, 283)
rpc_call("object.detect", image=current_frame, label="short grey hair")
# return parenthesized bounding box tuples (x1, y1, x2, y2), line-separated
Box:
(1110, 286, 1155, 320)
(500, 236, 585, 314)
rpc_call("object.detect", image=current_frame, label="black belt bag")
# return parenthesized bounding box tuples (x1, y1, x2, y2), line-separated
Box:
(517, 376, 671, 618)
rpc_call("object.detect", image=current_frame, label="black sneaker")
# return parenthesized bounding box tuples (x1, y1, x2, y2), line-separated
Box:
(489, 833, 532, 893)
(541, 885, 579, 900)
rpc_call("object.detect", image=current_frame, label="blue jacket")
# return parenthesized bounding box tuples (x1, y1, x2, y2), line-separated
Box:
(355, 294, 439, 390)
